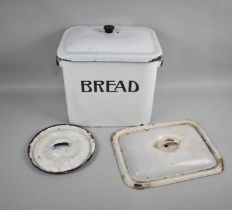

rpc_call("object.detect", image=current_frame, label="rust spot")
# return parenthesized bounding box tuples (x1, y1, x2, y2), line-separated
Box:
(133, 183, 144, 189)
(219, 158, 224, 171)
(154, 138, 180, 152)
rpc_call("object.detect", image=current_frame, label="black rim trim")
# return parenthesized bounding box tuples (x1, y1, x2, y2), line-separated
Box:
(56, 55, 163, 65)
(27, 124, 96, 175)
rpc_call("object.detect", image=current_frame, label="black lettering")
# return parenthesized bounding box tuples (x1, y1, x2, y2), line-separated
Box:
(81, 81, 92, 92)
(114, 80, 127, 92)
(129, 80, 139, 92)
(94, 81, 104, 92)
(81, 80, 139, 93)
(106, 81, 117, 92)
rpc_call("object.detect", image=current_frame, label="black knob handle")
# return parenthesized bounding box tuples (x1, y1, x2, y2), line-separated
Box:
(104, 25, 115, 33)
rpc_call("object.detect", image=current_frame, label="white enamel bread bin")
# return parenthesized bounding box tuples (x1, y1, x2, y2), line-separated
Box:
(57, 25, 163, 126)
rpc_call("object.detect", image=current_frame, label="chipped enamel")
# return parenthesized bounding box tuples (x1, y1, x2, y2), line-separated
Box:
(28, 125, 95, 173)
(112, 120, 223, 189)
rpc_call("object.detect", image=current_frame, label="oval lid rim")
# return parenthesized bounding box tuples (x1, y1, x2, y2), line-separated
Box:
(27, 124, 95, 174)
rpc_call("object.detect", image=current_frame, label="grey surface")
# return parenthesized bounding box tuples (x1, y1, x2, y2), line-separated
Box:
(0, 0, 232, 209)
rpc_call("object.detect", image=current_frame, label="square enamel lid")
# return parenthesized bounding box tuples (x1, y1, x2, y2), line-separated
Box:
(57, 25, 162, 62)
(112, 120, 223, 189)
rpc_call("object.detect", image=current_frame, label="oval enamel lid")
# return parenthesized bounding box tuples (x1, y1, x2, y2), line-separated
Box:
(28, 125, 95, 174)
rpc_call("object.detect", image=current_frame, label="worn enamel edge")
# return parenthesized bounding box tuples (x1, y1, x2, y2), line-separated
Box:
(111, 119, 224, 189)
(28, 124, 96, 174)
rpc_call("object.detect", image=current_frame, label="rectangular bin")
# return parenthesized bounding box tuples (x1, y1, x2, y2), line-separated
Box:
(57, 25, 163, 126)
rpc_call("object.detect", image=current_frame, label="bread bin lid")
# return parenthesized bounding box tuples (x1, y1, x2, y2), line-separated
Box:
(112, 120, 223, 189)
(57, 25, 163, 63)
(28, 124, 95, 174)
